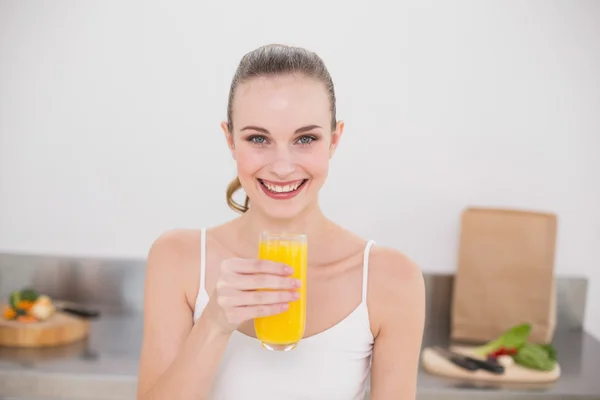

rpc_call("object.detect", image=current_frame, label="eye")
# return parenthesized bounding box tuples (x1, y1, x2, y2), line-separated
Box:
(296, 135, 317, 146)
(248, 135, 268, 145)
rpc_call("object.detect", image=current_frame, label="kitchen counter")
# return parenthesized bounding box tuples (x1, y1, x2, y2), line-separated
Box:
(416, 327, 600, 400)
(1, 312, 599, 400)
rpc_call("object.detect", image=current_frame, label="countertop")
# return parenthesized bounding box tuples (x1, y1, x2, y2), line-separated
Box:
(1, 312, 599, 400)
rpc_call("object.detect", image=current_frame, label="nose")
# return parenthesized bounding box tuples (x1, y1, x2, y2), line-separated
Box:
(268, 146, 296, 179)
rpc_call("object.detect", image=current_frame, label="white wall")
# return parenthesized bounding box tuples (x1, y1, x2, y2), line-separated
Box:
(1, 1, 599, 338)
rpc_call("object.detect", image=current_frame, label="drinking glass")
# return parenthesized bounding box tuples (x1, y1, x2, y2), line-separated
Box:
(254, 232, 307, 351)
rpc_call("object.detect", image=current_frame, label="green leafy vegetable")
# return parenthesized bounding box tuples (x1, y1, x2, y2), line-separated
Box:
(473, 323, 532, 357)
(538, 344, 557, 362)
(20, 288, 39, 302)
(513, 343, 556, 371)
(470, 323, 558, 371)
(9, 291, 21, 309)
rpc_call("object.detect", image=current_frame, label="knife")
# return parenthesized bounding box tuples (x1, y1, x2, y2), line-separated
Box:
(53, 300, 101, 319)
(433, 347, 505, 374)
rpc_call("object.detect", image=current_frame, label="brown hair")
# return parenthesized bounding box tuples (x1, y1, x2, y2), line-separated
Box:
(225, 43, 337, 213)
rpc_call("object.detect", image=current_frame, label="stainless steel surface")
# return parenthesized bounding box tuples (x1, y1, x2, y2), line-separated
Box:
(423, 273, 454, 330)
(0, 253, 146, 313)
(0, 312, 599, 399)
(0, 252, 598, 399)
(0, 253, 589, 330)
(0, 312, 142, 400)
(416, 328, 600, 399)
(556, 276, 589, 331)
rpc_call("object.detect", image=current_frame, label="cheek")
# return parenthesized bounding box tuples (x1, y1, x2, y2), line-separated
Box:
(234, 147, 262, 176)
(301, 147, 330, 178)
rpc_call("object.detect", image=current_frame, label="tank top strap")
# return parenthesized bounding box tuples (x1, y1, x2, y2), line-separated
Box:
(199, 227, 207, 296)
(362, 240, 376, 303)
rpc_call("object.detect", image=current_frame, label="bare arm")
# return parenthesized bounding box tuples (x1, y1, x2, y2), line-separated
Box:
(137, 231, 230, 400)
(368, 248, 426, 400)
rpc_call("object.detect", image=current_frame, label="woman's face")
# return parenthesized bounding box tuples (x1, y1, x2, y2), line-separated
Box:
(222, 74, 343, 219)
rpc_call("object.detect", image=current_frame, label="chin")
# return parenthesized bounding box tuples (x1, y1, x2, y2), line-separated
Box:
(257, 202, 308, 221)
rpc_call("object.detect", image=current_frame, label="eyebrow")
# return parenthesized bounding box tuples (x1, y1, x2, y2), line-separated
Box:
(240, 125, 322, 135)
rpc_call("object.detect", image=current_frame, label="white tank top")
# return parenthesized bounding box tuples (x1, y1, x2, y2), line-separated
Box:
(193, 228, 375, 400)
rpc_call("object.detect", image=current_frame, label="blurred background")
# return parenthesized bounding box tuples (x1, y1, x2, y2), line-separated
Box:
(0, 1, 599, 399)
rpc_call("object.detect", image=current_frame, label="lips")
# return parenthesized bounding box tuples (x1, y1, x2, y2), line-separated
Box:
(257, 178, 308, 200)
(259, 179, 306, 193)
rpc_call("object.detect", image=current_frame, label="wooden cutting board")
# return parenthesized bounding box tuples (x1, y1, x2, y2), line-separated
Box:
(0, 311, 90, 348)
(421, 345, 560, 383)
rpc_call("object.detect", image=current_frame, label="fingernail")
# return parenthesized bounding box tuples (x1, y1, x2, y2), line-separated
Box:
(292, 291, 301, 300)
(294, 279, 302, 287)
(286, 266, 294, 274)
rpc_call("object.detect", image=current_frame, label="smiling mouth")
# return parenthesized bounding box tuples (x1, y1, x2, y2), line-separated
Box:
(258, 179, 308, 194)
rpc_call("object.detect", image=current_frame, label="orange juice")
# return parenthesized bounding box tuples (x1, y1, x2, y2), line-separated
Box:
(254, 233, 307, 351)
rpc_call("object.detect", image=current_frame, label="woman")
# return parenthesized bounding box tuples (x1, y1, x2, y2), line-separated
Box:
(137, 44, 426, 400)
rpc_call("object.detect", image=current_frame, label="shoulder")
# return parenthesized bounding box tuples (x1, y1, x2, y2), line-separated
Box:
(366, 245, 426, 336)
(146, 229, 203, 307)
(147, 228, 202, 269)
(148, 229, 202, 258)
(367, 245, 424, 291)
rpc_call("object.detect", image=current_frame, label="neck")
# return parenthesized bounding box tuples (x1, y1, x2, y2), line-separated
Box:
(235, 202, 332, 248)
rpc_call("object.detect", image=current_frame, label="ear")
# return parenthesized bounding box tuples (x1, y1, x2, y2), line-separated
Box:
(221, 121, 236, 160)
(329, 120, 344, 159)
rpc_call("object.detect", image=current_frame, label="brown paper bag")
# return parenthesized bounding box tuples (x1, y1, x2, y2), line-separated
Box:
(450, 207, 557, 344)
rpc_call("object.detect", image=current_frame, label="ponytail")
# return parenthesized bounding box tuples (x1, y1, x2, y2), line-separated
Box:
(226, 176, 250, 213)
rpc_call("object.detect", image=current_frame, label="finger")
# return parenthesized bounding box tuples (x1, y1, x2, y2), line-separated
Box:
(231, 289, 300, 306)
(225, 259, 293, 276)
(238, 303, 290, 320)
(231, 274, 301, 291)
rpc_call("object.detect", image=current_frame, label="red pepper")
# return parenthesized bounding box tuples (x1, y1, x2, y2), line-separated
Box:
(489, 346, 518, 358)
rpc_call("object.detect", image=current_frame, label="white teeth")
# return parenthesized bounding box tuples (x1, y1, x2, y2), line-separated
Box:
(262, 180, 304, 193)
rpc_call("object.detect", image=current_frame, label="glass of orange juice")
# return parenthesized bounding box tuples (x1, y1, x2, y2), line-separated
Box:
(254, 232, 307, 351)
